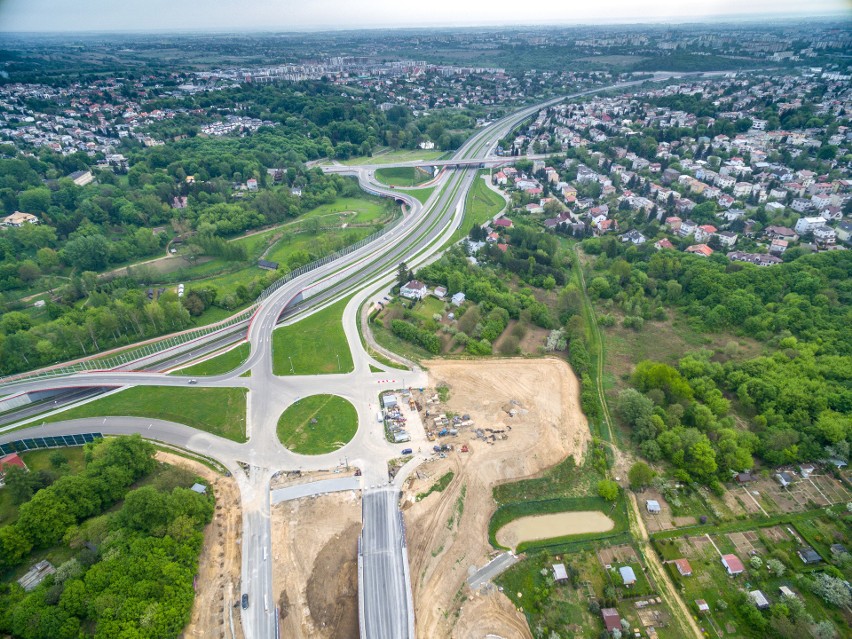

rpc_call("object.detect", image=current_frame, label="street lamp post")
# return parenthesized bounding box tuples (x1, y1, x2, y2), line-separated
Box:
(336, 353, 340, 372)
(288, 355, 294, 374)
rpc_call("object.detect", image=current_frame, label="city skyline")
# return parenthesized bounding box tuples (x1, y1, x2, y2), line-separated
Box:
(0, 0, 848, 32)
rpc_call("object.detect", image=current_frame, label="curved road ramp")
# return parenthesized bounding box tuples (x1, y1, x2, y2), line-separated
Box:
(358, 486, 415, 639)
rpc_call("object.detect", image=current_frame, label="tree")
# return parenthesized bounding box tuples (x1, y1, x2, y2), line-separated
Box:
(597, 479, 619, 501)
(628, 462, 655, 490)
(61, 234, 110, 271)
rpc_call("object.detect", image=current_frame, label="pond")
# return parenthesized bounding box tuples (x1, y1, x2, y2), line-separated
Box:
(496, 511, 615, 549)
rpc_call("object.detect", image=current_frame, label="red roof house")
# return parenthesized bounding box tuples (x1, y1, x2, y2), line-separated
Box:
(601, 608, 622, 633)
(0, 453, 27, 476)
(721, 554, 745, 576)
(493, 217, 513, 228)
(674, 558, 692, 576)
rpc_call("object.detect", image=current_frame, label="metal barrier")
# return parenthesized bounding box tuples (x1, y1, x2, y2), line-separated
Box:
(0, 432, 103, 455)
(0, 202, 405, 388)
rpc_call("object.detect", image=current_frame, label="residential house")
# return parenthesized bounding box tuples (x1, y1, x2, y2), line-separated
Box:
(764, 225, 799, 242)
(493, 217, 513, 229)
(728, 251, 783, 266)
(674, 558, 692, 577)
(678, 219, 697, 237)
(837, 221, 852, 244)
(0, 452, 27, 478)
(655, 238, 675, 251)
(68, 169, 94, 186)
(813, 226, 836, 247)
(721, 554, 745, 576)
(620, 229, 646, 245)
(451, 292, 466, 307)
(686, 244, 713, 257)
(400, 280, 428, 300)
(716, 231, 738, 247)
(794, 216, 826, 235)
(2, 211, 38, 227)
(694, 225, 717, 243)
(769, 239, 788, 254)
(246, 178, 258, 191)
(433, 286, 447, 300)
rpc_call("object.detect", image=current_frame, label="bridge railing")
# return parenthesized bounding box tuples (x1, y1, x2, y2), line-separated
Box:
(0, 195, 407, 388)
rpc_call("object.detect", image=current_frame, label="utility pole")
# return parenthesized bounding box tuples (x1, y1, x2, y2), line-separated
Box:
(288, 355, 294, 374)
(336, 353, 340, 372)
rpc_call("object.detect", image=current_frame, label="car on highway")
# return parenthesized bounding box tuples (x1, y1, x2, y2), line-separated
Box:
(188, 379, 197, 384)
(241, 593, 249, 609)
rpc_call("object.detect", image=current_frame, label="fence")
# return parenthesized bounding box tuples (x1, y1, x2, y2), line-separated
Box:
(0, 432, 103, 456)
(0, 198, 406, 388)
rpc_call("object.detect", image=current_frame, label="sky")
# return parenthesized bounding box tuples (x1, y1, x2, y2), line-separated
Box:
(0, 0, 848, 32)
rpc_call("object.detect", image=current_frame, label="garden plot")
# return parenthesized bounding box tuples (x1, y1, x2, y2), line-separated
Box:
(639, 489, 675, 533)
(727, 531, 763, 558)
(597, 544, 640, 568)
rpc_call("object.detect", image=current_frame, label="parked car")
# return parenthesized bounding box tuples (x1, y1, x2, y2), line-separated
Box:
(401, 448, 413, 455)
(241, 594, 249, 609)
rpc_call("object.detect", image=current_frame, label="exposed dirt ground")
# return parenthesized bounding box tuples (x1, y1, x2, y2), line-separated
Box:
(155, 452, 244, 639)
(403, 358, 590, 639)
(271, 492, 361, 639)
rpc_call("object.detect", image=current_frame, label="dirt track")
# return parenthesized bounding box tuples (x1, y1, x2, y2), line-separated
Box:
(271, 492, 361, 639)
(155, 452, 244, 639)
(403, 358, 589, 639)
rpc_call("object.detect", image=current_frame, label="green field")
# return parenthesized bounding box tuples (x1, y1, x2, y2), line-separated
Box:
(276, 394, 358, 454)
(272, 298, 354, 375)
(375, 166, 432, 187)
(299, 196, 389, 225)
(172, 343, 250, 377)
(42, 386, 248, 442)
(334, 147, 446, 166)
(403, 186, 436, 204)
(456, 173, 505, 240)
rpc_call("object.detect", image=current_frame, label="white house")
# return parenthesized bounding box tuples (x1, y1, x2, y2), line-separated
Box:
(2, 211, 39, 227)
(794, 216, 826, 235)
(400, 280, 428, 300)
(451, 292, 466, 307)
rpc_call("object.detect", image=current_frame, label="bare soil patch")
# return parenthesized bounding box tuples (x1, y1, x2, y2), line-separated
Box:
(404, 358, 590, 638)
(155, 452, 244, 639)
(496, 511, 614, 549)
(271, 492, 361, 639)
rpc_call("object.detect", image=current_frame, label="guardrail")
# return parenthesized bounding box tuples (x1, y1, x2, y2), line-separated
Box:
(0, 193, 408, 388)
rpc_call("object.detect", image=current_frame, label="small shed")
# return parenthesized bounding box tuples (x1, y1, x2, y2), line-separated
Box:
(645, 499, 661, 514)
(433, 286, 447, 299)
(190, 483, 207, 495)
(735, 472, 755, 484)
(674, 558, 692, 577)
(797, 547, 822, 565)
(695, 599, 710, 613)
(619, 566, 636, 586)
(721, 554, 744, 576)
(552, 563, 569, 583)
(601, 608, 622, 633)
(451, 292, 466, 307)
(779, 586, 796, 598)
(382, 394, 398, 409)
(830, 543, 847, 555)
(798, 464, 815, 478)
(749, 590, 770, 610)
(775, 471, 795, 488)
(258, 259, 279, 271)
(18, 561, 55, 592)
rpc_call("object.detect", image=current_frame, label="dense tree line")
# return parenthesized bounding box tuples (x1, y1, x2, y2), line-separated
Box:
(0, 437, 213, 639)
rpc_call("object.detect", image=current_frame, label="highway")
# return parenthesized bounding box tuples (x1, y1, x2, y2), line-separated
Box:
(0, 73, 695, 639)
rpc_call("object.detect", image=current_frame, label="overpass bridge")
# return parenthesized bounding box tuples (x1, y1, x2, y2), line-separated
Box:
(321, 152, 561, 174)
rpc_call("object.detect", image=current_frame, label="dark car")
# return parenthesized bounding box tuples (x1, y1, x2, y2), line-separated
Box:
(241, 594, 249, 609)
(401, 448, 413, 455)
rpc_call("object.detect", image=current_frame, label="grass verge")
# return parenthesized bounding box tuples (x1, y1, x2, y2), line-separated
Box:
(276, 394, 358, 454)
(170, 343, 250, 377)
(41, 386, 248, 442)
(416, 471, 454, 501)
(272, 298, 354, 376)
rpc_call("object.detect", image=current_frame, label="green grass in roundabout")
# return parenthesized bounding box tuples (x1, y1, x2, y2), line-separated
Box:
(276, 394, 358, 454)
(40, 386, 248, 442)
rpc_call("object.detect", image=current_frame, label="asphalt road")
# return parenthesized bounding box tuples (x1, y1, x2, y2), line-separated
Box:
(466, 552, 518, 591)
(0, 75, 699, 639)
(359, 487, 414, 639)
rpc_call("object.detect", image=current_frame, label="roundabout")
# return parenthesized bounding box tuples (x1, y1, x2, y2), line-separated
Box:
(276, 394, 358, 454)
